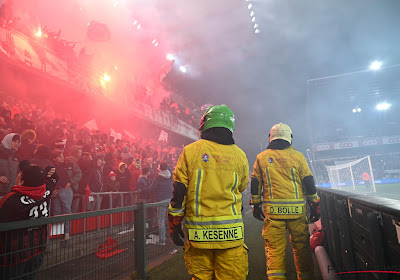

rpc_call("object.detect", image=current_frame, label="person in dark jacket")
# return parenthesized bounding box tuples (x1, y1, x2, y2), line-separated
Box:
(86, 156, 104, 211)
(0, 163, 58, 280)
(50, 150, 82, 240)
(31, 144, 53, 169)
(150, 161, 173, 245)
(137, 166, 151, 201)
(0, 133, 20, 194)
(137, 166, 155, 233)
(116, 162, 131, 206)
(103, 171, 121, 208)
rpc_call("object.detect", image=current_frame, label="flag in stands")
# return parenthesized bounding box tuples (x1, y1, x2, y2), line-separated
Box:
(87, 20, 111, 41)
(110, 128, 122, 140)
(124, 130, 136, 140)
(84, 119, 98, 131)
(159, 130, 168, 142)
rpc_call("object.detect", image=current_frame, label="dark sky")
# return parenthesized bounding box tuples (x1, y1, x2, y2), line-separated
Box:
(3, 0, 400, 164)
(164, 0, 400, 163)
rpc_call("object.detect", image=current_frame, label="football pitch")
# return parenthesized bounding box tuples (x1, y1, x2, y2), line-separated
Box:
(374, 183, 400, 199)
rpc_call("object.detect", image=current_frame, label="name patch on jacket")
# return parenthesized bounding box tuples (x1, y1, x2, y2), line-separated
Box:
(188, 227, 243, 242)
(266, 205, 303, 215)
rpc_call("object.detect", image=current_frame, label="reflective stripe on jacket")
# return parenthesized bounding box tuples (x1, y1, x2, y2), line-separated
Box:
(171, 139, 249, 249)
(251, 146, 313, 219)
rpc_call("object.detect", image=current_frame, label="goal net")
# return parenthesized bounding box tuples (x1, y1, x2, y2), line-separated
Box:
(324, 156, 376, 192)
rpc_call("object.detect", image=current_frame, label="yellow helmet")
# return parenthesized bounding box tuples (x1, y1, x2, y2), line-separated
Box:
(269, 123, 292, 144)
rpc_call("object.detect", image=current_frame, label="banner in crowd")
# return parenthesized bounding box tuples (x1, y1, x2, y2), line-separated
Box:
(313, 135, 400, 152)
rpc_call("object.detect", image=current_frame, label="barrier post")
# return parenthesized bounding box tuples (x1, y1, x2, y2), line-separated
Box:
(135, 202, 147, 279)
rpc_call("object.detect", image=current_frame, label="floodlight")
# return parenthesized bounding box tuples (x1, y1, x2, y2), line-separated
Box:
(369, 61, 382, 71)
(352, 109, 356, 113)
(376, 102, 391, 111)
(248, 4, 252, 9)
(357, 108, 361, 112)
(250, 11, 255, 16)
(166, 54, 174, 61)
(180, 66, 187, 73)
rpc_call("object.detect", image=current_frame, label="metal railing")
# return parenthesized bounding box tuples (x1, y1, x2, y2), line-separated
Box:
(0, 201, 174, 280)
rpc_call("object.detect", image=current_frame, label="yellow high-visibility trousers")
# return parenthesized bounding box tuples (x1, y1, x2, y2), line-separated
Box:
(184, 243, 248, 280)
(262, 217, 314, 280)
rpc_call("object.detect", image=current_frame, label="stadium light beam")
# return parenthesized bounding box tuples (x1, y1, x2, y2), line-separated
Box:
(179, 66, 187, 73)
(103, 73, 111, 82)
(376, 102, 391, 111)
(370, 61, 382, 71)
(166, 54, 174, 61)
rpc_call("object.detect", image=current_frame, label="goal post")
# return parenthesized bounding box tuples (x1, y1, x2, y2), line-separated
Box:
(324, 156, 376, 192)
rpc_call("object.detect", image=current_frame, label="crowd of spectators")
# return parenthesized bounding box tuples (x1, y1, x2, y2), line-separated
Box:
(313, 153, 400, 184)
(0, 95, 183, 240)
(1, 0, 202, 128)
(0, 0, 78, 63)
(160, 98, 196, 126)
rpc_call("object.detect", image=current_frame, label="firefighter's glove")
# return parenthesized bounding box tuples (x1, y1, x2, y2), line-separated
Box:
(252, 202, 265, 221)
(308, 198, 320, 223)
(169, 214, 185, 246)
(171, 225, 185, 246)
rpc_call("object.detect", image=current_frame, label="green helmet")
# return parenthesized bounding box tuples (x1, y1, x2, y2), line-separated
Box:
(199, 104, 235, 133)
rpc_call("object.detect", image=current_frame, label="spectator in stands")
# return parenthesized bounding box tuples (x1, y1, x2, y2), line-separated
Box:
(74, 152, 92, 212)
(67, 145, 82, 164)
(121, 146, 132, 163)
(137, 166, 155, 232)
(0, 163, 57, 280)
(128, 153, 141, 193)
(50, 150, 82, 241)
(150, 161, 173, 245)
(103, 152, 114, 179)
(144, 157, 157, 182)
(0, 117, 9, 139)
(86, 155, 104, 211)
(0, 133, 20, 194)
(18, 129, 37, 161)
(0, 104, 12, 129)
(103, 171, 120, 208)
(31, 145, 53, 169)
(116, 162, 131, 206)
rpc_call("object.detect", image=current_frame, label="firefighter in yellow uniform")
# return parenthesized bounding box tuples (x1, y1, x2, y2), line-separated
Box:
(168, 104, 249, 280)
(250, 123, 320, 280)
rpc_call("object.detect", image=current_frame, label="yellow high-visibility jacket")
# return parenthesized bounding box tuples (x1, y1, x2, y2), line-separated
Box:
(251, 146, 317, 220)
(169, 139, 249, 249)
